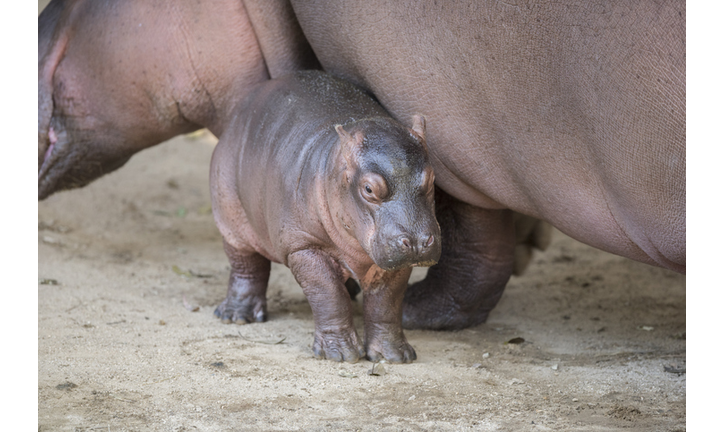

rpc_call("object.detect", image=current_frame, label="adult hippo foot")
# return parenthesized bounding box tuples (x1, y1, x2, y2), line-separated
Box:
(402, 190, 516, 330)
(312, 328, 366, 363)
(403, 281, 484, 330)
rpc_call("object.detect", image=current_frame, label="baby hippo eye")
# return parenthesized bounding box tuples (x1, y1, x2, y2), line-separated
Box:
(360, 173, 389, 203)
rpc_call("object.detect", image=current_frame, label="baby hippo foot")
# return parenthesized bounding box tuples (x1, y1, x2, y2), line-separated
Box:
(216, 247, 270, 324)
(214, 273, 268, 324)
(312, 327, 366, 363)
(365, 337, 417, 364)
(214, 294, 267, 324)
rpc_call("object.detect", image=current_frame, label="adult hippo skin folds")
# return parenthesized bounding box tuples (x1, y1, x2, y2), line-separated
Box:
(38, 0, 685, 331)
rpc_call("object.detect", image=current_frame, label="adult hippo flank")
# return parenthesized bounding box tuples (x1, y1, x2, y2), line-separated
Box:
(211, 71, 440, 362)
(38, 1, 683, 331)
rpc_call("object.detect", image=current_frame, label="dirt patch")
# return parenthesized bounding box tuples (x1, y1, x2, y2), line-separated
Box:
(38, 132, 685, 431)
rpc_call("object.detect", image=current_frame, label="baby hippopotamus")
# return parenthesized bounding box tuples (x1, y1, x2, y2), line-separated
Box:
(210, 71, 441, 363)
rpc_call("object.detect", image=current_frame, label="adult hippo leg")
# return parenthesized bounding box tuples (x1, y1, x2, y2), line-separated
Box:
(288, 250, 365, 363)
(215, 240, 271, 324)
(403, 189, 515, 330)
(512, 213, 552, 276)
(361, 267, 416, 363)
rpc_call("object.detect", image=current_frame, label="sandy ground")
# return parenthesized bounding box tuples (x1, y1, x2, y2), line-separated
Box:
(37, 132, 685, 431)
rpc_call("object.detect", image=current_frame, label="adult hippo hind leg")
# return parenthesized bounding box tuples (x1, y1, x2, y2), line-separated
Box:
(512, 213, 553, 276)
(215, 240, 271, 324)
(402, 189, 515, 330)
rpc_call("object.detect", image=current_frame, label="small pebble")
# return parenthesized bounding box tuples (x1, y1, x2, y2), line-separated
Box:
(39, 278, 59, 285)
(368, 362, 386, 376)
(338, 370, 358, 378)
(482, 352, 490, 359)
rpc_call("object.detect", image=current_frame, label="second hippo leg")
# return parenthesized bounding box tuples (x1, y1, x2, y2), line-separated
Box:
(288, 249, 366, 363)
(512, 212, 552, 276)
(215, 239, 271, 324)
(361, 267, 416, 363)
(402, 188, 515, 330)
(344, 278, 361, 301)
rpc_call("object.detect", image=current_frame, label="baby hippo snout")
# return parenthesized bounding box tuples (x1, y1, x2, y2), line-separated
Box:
(376, 227, 441, 271)
(396, 233, 437, 259)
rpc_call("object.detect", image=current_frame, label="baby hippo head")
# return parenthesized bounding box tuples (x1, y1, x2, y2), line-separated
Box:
(334, 115, 441, 271)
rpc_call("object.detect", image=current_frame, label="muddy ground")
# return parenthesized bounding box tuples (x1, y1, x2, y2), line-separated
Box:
(38, 132, 685, 431)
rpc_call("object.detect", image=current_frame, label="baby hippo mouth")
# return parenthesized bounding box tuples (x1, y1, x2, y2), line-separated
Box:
(372, 231, 442, 271)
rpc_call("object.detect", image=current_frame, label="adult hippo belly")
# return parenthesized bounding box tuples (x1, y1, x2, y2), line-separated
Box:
(290, 0, 685, 329)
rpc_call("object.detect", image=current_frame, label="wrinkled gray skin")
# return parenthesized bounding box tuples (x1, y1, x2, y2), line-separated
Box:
(289, 0, 686, 329)
(211, 71, 441, 363)
(38, 0, 682, 333)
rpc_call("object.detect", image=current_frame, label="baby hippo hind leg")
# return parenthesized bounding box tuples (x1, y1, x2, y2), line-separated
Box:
(402, 189, 515, 330)
(362, 267, 416, 363)
(215, 240, 271, 324)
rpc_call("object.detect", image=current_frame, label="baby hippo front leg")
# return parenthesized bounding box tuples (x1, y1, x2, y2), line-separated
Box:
(215, 240, 271, 324)
(361, 267, 417, 363)
(288, 249, 366, 363)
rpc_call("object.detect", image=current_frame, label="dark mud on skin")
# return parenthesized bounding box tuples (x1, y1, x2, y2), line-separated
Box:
(38, 133, 685, 431)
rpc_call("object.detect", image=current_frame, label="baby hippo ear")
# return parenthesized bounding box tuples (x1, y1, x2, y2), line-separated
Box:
(335, 124, 364, 168)
(335, 124, 353, 143)
(410, 114, 426, 142)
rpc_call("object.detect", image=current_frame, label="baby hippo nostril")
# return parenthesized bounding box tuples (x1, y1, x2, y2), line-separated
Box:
(394, 234, 436, 256)
(399, 237, 412, 250)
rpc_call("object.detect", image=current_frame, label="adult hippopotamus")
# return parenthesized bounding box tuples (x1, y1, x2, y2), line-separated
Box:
(286, 0, 686, 329)
(38, 0, 317, 199)
(211, 71, 440, 362)
(38, 0, 684, 332)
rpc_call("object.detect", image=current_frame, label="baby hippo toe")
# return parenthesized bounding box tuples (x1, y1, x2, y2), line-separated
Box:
(312, 329, 366, 363)
(366, 339, 417, 364)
